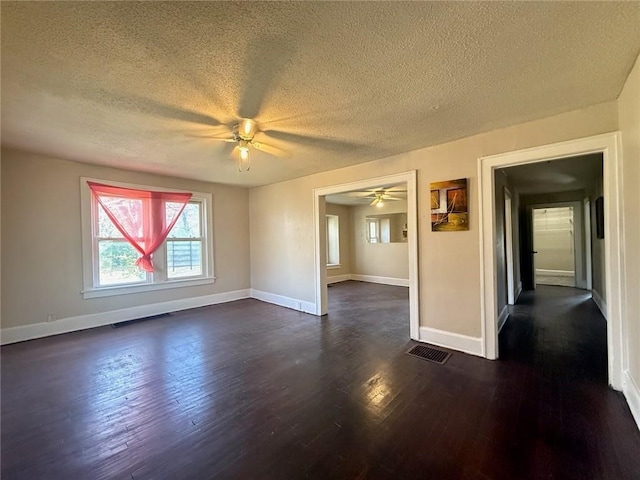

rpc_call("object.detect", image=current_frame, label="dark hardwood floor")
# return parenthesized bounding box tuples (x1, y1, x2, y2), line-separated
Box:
(2, 282, 639, 479)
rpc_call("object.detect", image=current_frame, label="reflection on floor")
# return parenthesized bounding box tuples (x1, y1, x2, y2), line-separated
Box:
(536, 273, 576, 287)
(2, 281, 639, 479)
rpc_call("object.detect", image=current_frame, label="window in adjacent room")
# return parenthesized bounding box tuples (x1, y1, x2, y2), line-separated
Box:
(81, 178, 214, 298)
(367, 217, 380, 243)
(326, 214, 340, 267)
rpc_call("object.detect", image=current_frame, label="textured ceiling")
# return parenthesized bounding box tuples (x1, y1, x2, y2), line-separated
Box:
(501, 153, 603, 195)
(1, 2, 639, 187)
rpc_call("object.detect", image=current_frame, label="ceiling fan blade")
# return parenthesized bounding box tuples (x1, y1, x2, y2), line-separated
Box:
(370, 198, 378, 206)
(262, 130, 363, 152)
(251, 141, 291, 158)
(185, 134, 235, 142)
(384, 195, 404, 201)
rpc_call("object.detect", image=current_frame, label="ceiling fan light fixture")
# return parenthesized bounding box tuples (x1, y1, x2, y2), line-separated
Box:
(237, 118, 257, 140)
(238, 140, 251, 172)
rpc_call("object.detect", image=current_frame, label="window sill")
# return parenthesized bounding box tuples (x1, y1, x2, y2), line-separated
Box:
(327, 264, 342, 270)
(82, 276, 216, 299)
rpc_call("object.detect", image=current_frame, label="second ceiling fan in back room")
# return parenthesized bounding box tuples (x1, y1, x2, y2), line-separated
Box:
(345, 186, 407, 207)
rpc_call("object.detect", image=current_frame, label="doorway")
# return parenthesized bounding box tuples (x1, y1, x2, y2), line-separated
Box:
(533, 205, 578, 288)
(479, 133, 625, 390)
(313, 171, 419, 340)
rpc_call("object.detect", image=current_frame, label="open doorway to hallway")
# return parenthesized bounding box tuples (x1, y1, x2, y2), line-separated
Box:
(493, 152, 610, 378)
(494, 152, 607, 354)
(479, 133, 626, 390)
(497, 153, 603, 300)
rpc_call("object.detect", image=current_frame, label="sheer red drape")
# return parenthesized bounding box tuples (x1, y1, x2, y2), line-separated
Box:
(88, 182, 192, 272)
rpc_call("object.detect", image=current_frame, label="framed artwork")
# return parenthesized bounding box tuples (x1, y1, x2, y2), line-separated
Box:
(430, 178, 468, 231)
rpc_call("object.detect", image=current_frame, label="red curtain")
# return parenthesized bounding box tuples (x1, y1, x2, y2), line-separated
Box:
(88, 182, 192, 272)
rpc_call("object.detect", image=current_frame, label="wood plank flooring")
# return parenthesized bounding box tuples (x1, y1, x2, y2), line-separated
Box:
(2, 281, 639, 479)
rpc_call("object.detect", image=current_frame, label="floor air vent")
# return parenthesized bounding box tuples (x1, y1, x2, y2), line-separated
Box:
(406, 345, 451, 364)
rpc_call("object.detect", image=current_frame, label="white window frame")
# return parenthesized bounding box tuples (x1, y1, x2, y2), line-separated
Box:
(80, 177, 215, 299)
(165, 202, 206, 280)
(367, 218, 380, 243)
(326, 214, 340, 268)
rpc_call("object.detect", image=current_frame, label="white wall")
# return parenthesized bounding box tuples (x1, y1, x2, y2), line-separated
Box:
(533, 207, 576, 273)
(325, 203, 352, 279)
(351, 200, 408, 281)
(249, 101, 619, 338)
(618, 53, 640, 395)
(1, 148, 251, 330)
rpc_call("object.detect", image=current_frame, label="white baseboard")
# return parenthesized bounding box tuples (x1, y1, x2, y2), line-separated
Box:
(327, 274, 351, 284)
(623, 370, 640, 432)
(498, 305, 509, 333)
(418, 326, 483, 357)
(536, 269, 575, 277)
(0, 289, 251, 345)
(250, 289, 316, 314)
(591, 289, 607, 319)
(350, 274, 409, 287)
(515, 282, 523, 302)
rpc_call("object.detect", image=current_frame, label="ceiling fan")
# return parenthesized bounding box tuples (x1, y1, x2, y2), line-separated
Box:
(347, 187, 407, 207)
(187, 118, 289, 171)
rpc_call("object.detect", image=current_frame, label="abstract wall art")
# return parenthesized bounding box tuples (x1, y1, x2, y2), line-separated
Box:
(430, 178, 468, 231)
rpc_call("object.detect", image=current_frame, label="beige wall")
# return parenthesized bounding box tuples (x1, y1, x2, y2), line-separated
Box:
(351, 200, 409, 280)
(325, 203, 352, 278)
(1, 148, 251, 329)
(250, 101, 618, 337)
(618, 54, 640, 384)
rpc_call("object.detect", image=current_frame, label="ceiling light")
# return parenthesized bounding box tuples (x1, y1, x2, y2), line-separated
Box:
(238, 140, 250, 172)
(238, 118, 257, 140)
(376, 200, 384, 208)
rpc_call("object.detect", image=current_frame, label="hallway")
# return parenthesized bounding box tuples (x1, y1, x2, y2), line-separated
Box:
(498, 285, 638, 478)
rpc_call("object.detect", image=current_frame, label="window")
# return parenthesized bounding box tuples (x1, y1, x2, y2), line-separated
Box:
(326, 214, 340, 266)
(166, 202, 204, 279)
(367, 218, 379, 243)
(81, 178, 214, 298)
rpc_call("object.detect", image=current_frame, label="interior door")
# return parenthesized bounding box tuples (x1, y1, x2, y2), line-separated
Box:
(520, 206, 536, 290)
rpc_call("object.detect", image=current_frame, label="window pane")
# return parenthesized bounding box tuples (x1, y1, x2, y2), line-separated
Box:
(98, 198, 143, 238)
(167, 202, 201, 238)
(98, 205, 123, 238)
(326, 215, 340, 265)
(98, 240, 146, 286)
(167, 240, 203, 278)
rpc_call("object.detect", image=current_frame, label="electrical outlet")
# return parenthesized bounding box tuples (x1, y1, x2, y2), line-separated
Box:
(47, 314, 57, 322)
